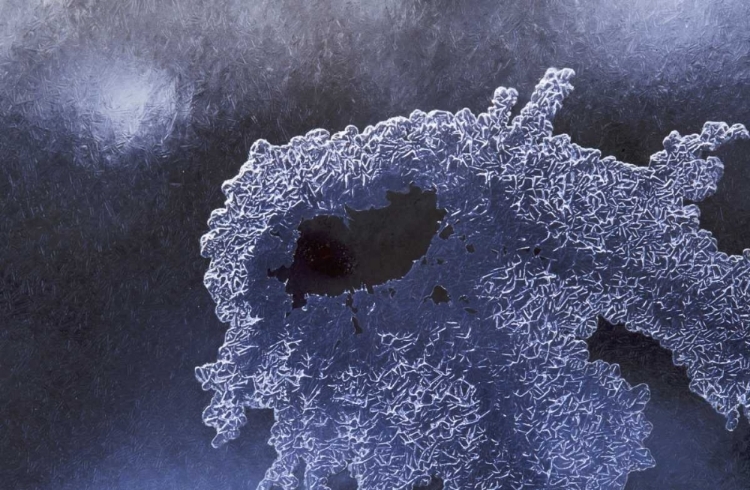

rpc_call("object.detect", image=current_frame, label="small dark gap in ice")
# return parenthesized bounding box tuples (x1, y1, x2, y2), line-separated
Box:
(438, 224, 454, 239)
(351, 316, 363, 335)
(426, 285, 450, 305)
(413, 476, 444, 490)
(326, 467, 359, 490)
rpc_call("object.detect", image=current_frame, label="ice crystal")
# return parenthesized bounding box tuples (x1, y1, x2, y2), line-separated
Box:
(196, 68, 749, 489)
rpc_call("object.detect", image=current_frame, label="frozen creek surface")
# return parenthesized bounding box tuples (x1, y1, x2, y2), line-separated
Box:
(196, 68, 750, 489)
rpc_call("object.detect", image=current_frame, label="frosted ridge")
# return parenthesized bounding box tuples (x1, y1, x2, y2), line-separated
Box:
(196, 68, 750, 489)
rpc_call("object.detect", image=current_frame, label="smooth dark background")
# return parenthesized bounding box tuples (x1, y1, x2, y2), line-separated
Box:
(2, 1, 750, 489)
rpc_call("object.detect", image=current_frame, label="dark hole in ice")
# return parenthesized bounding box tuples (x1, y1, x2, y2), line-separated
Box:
(326, 467, 359, 490)
(438, 224, 454, 239)
(297, 218, 356, 279)
(351, 316, 363, 335)
(413, 476, 444, 490)
(466, 244, 475, 253)
(427, 285, 450, 304)
(269, 185, 446, 308)
(285, 460, 358, 490)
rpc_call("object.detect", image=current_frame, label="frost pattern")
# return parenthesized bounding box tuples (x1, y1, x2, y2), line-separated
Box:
(195, 68, 750, 489)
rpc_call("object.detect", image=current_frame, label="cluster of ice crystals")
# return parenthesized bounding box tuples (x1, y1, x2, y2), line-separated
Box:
(195, 68, 750, 489)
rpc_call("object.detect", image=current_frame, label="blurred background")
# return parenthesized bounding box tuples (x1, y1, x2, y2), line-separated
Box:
(1, 0, 749, 488)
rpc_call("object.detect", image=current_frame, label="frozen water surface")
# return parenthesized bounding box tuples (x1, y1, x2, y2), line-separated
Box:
(196, 69, 750, 489)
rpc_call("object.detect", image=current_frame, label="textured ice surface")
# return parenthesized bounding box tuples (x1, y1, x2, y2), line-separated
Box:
(196, 68, 750, 489)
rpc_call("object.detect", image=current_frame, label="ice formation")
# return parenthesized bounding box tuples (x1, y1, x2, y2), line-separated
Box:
(195, 68, 750, 489)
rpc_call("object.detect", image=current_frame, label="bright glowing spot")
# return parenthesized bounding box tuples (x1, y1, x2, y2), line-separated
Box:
(94, 66, 177, 145)
(100, 76, 152, 135)
(57, 55, 179, 152)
